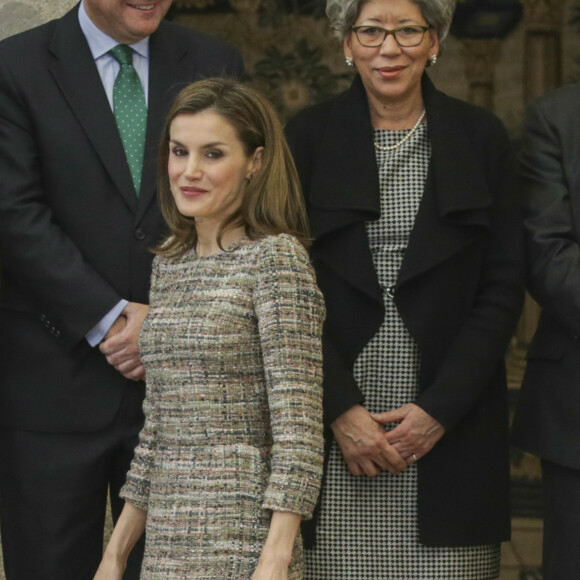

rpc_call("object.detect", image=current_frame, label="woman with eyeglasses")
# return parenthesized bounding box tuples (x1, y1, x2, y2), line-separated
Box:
(285, 0, 524, 578)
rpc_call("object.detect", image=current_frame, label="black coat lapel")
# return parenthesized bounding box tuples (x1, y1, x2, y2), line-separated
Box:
(308, 76, 380, 234)
(308, 77, 382, 303)
(48, 7, 138, 213)
(307, 75, 494, 304)
(397, 76, 492, 288)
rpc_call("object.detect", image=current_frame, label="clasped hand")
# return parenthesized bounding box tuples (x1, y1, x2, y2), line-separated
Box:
(372, 403, 445, 464)
(99, 302, 149, 381)
(332, 403, 445, 477)
(251, 555, 291, 580)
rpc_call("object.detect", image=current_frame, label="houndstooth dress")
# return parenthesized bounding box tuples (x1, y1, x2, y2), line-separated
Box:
(304, 124, 501, 579)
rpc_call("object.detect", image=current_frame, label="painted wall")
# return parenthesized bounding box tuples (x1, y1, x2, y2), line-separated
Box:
(0, 0, 77, 40)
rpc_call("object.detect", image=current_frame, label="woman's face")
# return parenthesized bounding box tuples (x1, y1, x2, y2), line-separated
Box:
(344, 0, 439, 106)
(167, 110, 261, 226)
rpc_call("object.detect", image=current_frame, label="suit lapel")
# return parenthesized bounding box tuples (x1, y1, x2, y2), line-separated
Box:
(47, 7, 138, 213)
(137, 22, 190, 221)
(561, 94, 580, 236)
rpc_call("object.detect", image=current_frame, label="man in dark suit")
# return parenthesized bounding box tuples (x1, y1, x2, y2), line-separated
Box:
(0, 1, 243, 577)
(512, 83, 580, 580)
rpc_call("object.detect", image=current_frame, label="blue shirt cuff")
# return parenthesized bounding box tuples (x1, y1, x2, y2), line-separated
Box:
(86, 299, 129, 347)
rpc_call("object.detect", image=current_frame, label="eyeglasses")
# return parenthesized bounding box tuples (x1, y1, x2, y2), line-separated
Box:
(351, 25, 431, 48)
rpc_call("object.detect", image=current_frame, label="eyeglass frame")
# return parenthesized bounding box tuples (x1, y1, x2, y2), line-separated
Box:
(351, 24, 432, 48)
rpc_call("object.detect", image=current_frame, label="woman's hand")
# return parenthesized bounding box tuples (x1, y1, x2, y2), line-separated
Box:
(252, 511, 300, 580)
(332, 404, 407, 476)
(251, 552, 291, 580)
(93, 554, 124, 580)
(93, 501, 146, 580)
(372, 403, 445, 463)
(99, 302, 149, 381)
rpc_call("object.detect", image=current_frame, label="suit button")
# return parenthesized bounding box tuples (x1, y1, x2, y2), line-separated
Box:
(134, 228, 146, 240)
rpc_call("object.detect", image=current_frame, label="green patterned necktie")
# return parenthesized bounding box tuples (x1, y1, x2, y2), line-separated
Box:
(109, 44, 147, 195)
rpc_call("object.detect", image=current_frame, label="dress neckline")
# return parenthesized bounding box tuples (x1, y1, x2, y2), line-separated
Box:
(192, 235, 250, 261)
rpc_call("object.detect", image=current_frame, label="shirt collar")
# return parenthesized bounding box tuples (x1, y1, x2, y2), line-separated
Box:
(79, 0, 150, 61)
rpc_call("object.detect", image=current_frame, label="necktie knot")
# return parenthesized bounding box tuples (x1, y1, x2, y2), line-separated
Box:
(109, 44, 134, 66)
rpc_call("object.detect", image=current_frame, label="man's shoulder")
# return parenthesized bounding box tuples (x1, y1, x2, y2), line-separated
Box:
(0, 17, 58, 56)
(151, 20, 242, 77)
(154, 20, 238, 55)
(530, 82, 580, 117)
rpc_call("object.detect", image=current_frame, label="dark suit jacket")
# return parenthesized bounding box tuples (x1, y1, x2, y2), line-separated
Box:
(0, 5, 243, 432)
(286, 75, 524, 546)
(511, 83, 580, 469)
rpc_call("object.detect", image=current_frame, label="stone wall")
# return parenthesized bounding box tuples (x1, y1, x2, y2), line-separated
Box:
(0, 0, 76, 41)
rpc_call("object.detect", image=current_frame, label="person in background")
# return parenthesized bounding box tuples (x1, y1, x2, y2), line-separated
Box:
(511, 83, 580, 580)
(0, 1, 243, 578)
(93, 78, 325, 579)
(285, 0, 524, 578)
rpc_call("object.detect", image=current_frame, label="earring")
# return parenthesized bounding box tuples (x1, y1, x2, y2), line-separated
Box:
(345, 56, 354, 67)
(430, 54, 438, 66)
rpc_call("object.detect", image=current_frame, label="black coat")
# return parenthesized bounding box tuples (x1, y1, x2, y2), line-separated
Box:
(286, 74, 524, 546)
(0, 5, 243, 432)
(512, 83, 580, 470)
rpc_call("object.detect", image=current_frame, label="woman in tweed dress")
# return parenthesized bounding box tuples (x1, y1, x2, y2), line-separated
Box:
(94, 79, 325, 580)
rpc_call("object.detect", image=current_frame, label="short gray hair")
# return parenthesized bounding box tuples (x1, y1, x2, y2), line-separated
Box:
(326, 0, 456, 48)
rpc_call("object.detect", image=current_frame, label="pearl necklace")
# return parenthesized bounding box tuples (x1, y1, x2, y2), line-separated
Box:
(373, 109, 426, 152)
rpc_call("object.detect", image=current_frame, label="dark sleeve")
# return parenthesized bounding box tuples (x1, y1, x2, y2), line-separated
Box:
(519, 98, 580, 335)
(319, 335, 365, 426)
(0, 51, 122, 348)
(415, 121, 525, 429)
(286, 112, 365, 427)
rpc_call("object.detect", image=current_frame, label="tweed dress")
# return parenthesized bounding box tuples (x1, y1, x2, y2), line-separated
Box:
(121, 234, 325, 579)
(304, 125, 500, 579)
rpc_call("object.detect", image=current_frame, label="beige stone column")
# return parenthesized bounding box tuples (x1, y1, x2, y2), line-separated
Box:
(461, 39, 502, 110)
(0, 0, 77, 41)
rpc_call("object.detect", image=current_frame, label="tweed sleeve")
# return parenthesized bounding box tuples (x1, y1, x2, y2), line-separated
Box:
(254, 235, 325, 519)
(119, 259, 162, 512)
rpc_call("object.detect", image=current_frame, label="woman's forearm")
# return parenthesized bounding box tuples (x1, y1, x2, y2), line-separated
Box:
(261, 511, 301, 563)
(102, 501, 147, 567)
